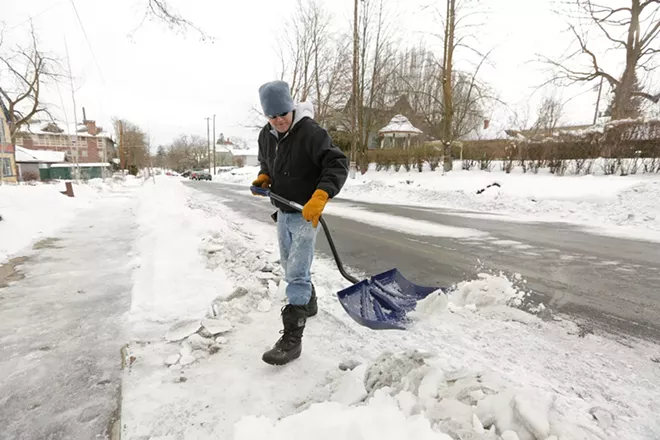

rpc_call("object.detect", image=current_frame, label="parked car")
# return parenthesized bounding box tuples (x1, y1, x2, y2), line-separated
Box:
(181, 170, 192, 178)
(191, 171, 212, 181)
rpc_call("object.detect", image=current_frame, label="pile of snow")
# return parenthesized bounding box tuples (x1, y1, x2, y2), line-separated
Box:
(412, 272, 532, 324)
(128, 177, 233, 330)
(214, 164, 660, 241)
(236, 349, 619, 440)
(0, 178, 137, 263)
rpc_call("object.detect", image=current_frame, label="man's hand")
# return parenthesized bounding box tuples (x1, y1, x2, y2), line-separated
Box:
(302, 189, 329, 228)
(251, 174, 270, 196)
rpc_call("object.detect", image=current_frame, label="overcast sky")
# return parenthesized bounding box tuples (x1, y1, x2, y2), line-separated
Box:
(1, 0, 640, 148)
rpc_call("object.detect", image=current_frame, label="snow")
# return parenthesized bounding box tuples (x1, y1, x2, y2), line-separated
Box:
(379, 114, 424, 135)
(325, 204, 488, 239)
(0, 176, 140, 264)
(215, 164, 660, 242)
(120, 178, 660, 440)
(50, 162, 111, 168)
(14, 145, 66, 163)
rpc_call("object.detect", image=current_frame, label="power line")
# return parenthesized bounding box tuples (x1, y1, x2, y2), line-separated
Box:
(69, 0, 105, 85)
(5, 1, 66, 31)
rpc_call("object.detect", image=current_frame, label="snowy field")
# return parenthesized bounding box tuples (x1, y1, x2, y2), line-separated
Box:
(214, 163, 660, 243)
(121, 177, 660, 440)
(0, 176, 142, 264)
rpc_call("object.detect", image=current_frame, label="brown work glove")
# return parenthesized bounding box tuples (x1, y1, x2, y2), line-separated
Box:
(251, 174, 270, 196)
(302, 189, 329, 228)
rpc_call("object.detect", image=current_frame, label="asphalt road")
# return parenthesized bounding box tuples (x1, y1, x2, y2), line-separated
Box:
(186, 181, 660, 342)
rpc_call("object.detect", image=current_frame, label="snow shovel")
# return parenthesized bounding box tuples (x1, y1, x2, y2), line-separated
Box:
(250, 186, 443, 330)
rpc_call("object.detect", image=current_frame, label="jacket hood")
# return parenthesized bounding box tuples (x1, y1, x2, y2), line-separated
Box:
(269, 101, 314, 136)
(292, 101, 314, 126)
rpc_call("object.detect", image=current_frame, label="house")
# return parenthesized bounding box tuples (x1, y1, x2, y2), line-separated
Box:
(214, 144, 234, 166)
(229, 148, 258, 167)
(0, 100, 17, 183)
(328, 95, 434, 149)
(14, 119, 115, 165)
(15, 146, 67, 181)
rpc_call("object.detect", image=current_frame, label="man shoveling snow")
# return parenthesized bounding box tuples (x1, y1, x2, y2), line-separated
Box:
(251, 80, 349, 366)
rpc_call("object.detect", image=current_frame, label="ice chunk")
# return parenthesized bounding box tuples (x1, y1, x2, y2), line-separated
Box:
(187, 333, 214, 350)
(501, 431, 520, 440)
(472, 413, 485, 434)
(513, 392, 553, 440)
(201, 318, 232, 335)
(164, 354, 180, 366)
(165, 319, 201, 342)
(257, 299, 272, 313)
(331, 364, 368, 406)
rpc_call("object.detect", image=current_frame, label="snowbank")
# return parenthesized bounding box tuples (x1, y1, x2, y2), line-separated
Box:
(128, 176, 233, 330)
(215, 164, 660, 241)
(121, 179, 660, 440)
(0, 176, 141, 263)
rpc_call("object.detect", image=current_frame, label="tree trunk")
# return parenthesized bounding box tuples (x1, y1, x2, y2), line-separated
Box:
(612, 0, 642, 119)
(350, 0, 359, 178)
(442, 0, 455, 172)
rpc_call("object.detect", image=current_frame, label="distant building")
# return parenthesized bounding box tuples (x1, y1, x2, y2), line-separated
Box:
(15, 119, 115, 164)
(0, 100, 17, 183)
(229, 148, 258, 167)
(15, 146, 67, 181)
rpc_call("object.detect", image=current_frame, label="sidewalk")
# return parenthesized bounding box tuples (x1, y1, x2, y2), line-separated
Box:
(0, 188, 137, 440)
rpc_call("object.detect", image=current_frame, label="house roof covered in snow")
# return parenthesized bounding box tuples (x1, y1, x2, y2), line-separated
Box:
(229, 148, 258, 157)
(15, 146, 66, 163)
(378, 114, 423, 136)
(17, 121, 114, 140)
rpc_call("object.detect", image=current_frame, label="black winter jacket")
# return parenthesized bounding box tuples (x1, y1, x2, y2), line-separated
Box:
(257, 102, 349, 213)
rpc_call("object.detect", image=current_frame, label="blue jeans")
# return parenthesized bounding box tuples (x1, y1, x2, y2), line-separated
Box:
(277, 210, 319, 305)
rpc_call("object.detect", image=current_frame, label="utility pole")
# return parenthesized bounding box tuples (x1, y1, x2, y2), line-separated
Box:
(205, 117, 211, 173)
(212, 114, 216, 175)
(119, 120, 124, 171)
(442, 0, 456, 172)
(350, 0, 359, 179)
(65, 36, 80, 181)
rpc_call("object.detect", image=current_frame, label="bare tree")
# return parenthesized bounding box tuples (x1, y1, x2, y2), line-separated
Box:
(531, 95, 564, 135)
(113, 118, 150, 172)
(0, 23, 57, 143)
(143, 0, 211, 41)
(426, 0, 485, 171)
(390, 45, 491, 143)
(357, 0, 396, 156)
(544, 0, 660, 120)
(275, 0, 348, 127)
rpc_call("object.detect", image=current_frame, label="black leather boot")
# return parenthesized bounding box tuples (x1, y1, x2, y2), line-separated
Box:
(304, 284, 318, 317)
(262, 305, 307, 365)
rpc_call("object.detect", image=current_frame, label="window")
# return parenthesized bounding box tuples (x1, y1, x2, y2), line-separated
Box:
(1, 157, 14, 177)
(81, 149, 88, 157)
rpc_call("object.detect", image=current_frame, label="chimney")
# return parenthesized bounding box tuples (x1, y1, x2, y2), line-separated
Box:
(483, 119, 490, 130)
(85, 120, 98, 135)
(82, 107, 87, 122)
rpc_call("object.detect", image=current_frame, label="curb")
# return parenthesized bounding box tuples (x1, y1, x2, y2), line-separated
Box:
(111, 343, 130, 440)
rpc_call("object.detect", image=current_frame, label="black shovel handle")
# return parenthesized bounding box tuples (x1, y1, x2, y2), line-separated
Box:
(250, 186, 359, 284)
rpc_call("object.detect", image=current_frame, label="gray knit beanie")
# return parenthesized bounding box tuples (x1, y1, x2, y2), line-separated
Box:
(258, 81, 295, 116)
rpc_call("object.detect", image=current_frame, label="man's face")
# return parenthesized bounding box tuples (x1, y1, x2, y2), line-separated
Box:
(268, 112, 293, 133)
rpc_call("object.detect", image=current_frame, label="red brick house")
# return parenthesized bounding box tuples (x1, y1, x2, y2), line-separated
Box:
(15, 119, 115, 164)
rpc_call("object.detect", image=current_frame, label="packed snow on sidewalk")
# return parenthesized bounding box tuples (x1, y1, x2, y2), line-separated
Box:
(121, 178, 660, 440)
(0, 176, 142, 263)
(215, 164, 660, 242)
